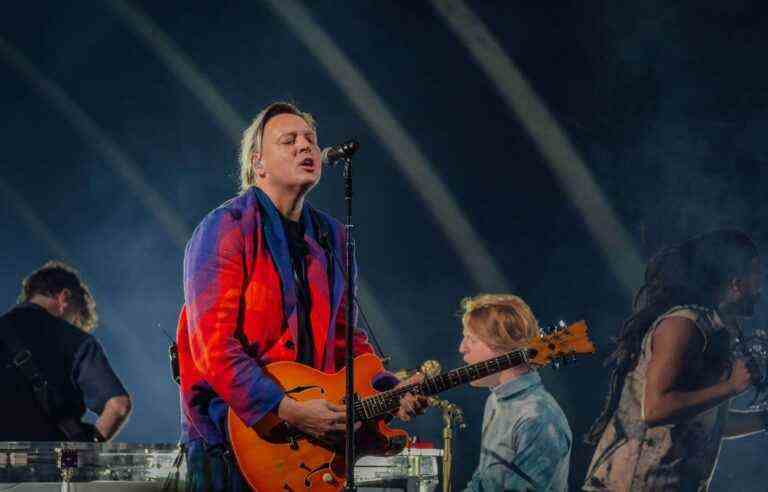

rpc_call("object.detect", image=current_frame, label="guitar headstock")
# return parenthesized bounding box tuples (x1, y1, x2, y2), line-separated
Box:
(526, 320, 596, 369)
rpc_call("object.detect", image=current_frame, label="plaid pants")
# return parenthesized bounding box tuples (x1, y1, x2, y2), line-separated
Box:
(185, 440, 249, 492)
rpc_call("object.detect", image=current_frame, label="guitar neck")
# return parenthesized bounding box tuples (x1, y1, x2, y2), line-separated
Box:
(355, 348, 529, 421)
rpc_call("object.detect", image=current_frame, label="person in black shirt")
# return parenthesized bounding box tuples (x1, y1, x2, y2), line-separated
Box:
(0, 261, 131, 442)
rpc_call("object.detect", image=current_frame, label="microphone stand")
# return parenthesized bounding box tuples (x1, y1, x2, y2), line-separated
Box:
(342, 155, 357, 491)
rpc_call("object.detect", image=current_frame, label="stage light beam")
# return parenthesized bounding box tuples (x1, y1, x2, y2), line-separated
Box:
(430, 0, 644, 295)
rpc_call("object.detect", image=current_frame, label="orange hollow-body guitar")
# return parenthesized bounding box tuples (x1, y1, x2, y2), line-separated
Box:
(228, 353, 404, 491)
(228, 320, 595, 491)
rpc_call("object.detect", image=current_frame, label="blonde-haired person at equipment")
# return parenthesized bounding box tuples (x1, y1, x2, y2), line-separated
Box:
(459, 294, 572, 492)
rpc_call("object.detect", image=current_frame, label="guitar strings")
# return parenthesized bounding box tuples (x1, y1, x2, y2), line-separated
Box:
(357, 349, 528, 419)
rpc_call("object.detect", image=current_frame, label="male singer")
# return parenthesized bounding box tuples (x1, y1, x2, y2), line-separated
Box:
(176, 101, 426, 491)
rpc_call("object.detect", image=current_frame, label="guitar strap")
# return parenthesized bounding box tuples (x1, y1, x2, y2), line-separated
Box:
(0, 316, 90, 441)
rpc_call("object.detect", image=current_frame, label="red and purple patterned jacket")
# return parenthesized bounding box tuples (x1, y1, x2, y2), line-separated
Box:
(176, 187, 375, 446)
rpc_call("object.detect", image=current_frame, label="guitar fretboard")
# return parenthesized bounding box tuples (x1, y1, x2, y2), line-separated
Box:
(354, 348, 529, 421)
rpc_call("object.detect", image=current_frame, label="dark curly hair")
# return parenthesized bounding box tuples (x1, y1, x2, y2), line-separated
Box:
(19, 261, 98, 333)
(585, 229, 758, 444)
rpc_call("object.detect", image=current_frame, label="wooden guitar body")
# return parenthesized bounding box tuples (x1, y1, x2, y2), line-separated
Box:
(228, 353, 408, 491)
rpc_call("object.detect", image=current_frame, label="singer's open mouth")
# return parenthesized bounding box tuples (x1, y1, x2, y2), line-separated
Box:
(299, 157, 315, 169)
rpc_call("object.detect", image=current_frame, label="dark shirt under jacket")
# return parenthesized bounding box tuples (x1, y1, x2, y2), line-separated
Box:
(0, 303, 128, 441)
(282, 216, 315, 366)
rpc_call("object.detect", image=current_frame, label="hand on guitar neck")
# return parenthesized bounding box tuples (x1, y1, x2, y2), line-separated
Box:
(392, 372, 429, 422)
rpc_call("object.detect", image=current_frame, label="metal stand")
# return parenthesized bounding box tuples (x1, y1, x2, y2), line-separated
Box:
(428, 398, 465, 492)
(442, 413, 455, 492)
(343, 158, 357, 491)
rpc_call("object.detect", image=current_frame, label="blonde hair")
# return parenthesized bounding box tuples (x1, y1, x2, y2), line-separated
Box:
(460, 294, 540, 351)
(238, 101, 317, 193)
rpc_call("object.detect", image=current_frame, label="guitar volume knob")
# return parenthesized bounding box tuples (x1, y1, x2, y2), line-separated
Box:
(322, 473, 334, 484)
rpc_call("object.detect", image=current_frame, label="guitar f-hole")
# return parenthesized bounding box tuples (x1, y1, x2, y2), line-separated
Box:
(285, 384, 325, 396)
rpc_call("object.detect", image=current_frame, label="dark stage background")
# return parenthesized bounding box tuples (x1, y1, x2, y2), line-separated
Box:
(2, 1, 768, 490)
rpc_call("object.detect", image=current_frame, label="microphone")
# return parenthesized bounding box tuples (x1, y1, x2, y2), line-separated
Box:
(321, 140, 359, 166)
